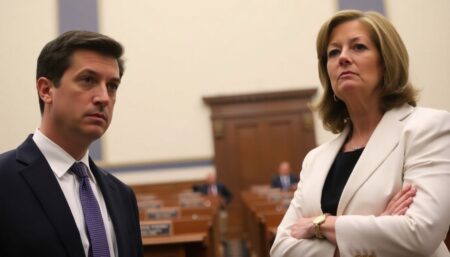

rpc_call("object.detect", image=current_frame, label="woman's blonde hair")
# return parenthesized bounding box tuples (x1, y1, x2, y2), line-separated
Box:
(315, 10, 418, 133)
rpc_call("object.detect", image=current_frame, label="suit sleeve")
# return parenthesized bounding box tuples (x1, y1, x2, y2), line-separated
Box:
(271, 177, 277, 188)
(129, 187, 144, 257)
(335, 110, 450, 256)
(270, 151, 336, 257)
(220, 183, 233, 204)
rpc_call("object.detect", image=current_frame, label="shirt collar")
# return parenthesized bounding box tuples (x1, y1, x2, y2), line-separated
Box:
(32, 129, 95, 183)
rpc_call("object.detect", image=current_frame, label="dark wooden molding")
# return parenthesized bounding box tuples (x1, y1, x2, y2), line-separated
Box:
(203, 88, 317, 106)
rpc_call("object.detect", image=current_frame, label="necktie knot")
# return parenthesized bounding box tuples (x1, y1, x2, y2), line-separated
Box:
(71, 162, 89, 179)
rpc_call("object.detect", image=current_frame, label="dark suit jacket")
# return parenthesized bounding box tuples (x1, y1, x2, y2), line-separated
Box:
(0, 135, 143, 257)
(193, 183, 233, 205)
(271, 174, 299, 190)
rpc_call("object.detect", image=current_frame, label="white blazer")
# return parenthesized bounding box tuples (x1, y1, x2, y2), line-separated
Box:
(270, 104, 450, 257)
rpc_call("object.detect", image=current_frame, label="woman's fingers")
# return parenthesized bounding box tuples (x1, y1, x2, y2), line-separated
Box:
(385, 185, 410, 210)
(391, 196, 413, 215)
(391, 187, 415, 212)
(381, 184, 416, 216)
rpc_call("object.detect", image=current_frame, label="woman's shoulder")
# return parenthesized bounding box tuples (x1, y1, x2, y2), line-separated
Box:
(398, 105, 450, 146)
(406, 105, 450, 127)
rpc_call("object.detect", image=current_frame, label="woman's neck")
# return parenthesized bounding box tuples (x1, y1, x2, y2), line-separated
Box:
(344, 106, 383, 151)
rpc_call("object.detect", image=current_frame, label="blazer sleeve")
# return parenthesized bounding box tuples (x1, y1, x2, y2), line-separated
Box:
(270, 151, 336, 257)
(335, 109, 450, 257)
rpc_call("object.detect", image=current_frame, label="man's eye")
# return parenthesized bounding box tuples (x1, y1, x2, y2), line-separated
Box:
(107, 83, 119, 91)
(82, 76, 95, 84)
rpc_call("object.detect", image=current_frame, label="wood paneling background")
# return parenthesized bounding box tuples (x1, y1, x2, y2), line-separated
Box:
(203, 89, 317, 238)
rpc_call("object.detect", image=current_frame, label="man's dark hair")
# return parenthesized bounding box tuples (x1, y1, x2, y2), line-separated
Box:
(36, 30, 125, 114)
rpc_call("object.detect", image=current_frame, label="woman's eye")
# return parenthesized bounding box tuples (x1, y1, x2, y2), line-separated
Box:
(354, 44, 367, 51)
(328, 49, 340, 58)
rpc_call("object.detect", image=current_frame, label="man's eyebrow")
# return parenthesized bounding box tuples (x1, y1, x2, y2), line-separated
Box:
(110, 77, 121, 84)
(78, 69, 121, 83)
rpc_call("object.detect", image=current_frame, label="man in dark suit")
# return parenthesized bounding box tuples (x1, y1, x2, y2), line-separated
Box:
(0, 31, 143, 257)
(194, 173, 233, 207)
(271, 161, 299, 191)
(193, 173, 232, 241)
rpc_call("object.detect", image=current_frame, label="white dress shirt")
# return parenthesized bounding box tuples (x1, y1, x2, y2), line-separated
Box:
(33, 129, 118, 257)
(281, 175, 290, 190)
(210, 184, 218, 195)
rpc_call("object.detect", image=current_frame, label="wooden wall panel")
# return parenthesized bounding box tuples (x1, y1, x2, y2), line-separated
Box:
(203, 89, 317, 238)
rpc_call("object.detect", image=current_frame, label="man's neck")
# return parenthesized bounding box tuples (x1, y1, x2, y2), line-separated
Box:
(38, 127, 90, 160)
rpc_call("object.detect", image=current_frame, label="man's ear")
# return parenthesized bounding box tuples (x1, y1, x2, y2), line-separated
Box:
(36, 77, 54, 105)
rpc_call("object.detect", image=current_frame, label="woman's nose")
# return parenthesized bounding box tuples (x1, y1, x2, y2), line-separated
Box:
(338, 49, 352, 66)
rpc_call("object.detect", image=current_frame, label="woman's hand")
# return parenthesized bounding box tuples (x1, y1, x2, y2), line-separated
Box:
(290, 217, 315, 239)
(381, 184, 416, 216)
(290, 215, 338, 244)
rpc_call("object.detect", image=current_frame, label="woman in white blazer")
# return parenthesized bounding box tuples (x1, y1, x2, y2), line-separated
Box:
(270, 10, 450, 257)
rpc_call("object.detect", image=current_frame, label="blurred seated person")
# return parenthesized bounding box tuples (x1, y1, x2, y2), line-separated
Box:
(193, 173, 232, 208)
(194, 173, 232, 241)
(271, 161, 299, 191)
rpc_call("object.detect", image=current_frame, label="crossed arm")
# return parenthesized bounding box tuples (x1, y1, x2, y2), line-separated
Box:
(290, 184, 417, 244)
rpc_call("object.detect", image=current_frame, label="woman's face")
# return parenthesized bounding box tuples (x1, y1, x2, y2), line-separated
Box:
(326, 20, 383, 105)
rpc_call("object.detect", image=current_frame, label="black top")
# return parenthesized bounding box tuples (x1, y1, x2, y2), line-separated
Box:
(321, 148, 364, 215)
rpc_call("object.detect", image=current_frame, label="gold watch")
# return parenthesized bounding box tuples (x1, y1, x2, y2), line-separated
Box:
(312, 213, 329, 239)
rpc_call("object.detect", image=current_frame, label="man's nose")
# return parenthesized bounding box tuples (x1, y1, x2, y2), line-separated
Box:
(93, 83, 111, 106)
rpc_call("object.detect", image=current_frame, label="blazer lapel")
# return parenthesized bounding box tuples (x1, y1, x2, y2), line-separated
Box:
(337, 105, 414, 215)
(303, 128, 350, 215)
(18, 137, 85, 257)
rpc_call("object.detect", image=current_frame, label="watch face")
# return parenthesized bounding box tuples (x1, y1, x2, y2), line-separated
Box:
(313, 214, 326, 224)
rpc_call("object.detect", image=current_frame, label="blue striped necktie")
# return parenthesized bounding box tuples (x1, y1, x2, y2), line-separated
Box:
(71, 162, 111, 257)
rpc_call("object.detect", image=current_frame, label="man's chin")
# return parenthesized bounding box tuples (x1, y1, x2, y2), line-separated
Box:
(83, 126, 107, 141)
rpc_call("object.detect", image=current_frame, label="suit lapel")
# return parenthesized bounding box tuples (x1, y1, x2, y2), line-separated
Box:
(304, 128, 349, 215)
(90, 160, 129, 256)
(18, 137, 85, 257)
(337, 105, 414, 215)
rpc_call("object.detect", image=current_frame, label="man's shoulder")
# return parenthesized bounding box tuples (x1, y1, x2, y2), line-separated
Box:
(0, 148, 18, 170)
(0, 148, 16, 160)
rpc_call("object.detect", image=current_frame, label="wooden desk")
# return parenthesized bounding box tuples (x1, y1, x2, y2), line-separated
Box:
(241, 189, 289, 257)
(143, 233, 209, 257)
(143, 232, 207, 245)
(136, 187, 222, 257)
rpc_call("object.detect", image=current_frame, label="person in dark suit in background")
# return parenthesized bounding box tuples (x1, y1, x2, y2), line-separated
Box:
(271, 161, 299, 191)
(194, 173, 233, 241)
(194, 173, 233, 207)
(0, 31, 143, 257)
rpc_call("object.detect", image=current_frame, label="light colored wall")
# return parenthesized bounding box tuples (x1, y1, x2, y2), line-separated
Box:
(0, 0, 57, 152)
(98, 0, 335, 165)
(385, 0, 450, 111)
(1, 1, 449, 185)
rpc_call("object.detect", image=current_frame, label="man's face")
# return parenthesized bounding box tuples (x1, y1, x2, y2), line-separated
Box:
(279, 163, 290, 176)
(206, 174, 216, 185)
(47, 49, 120, 142)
